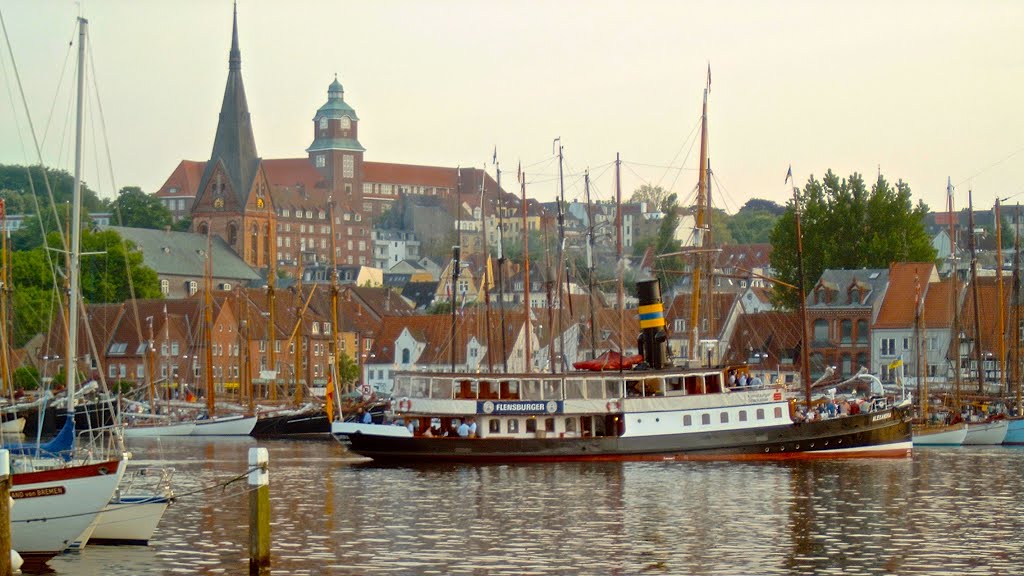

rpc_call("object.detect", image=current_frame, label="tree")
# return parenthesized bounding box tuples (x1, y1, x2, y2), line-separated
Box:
(76, 228, 162, 302)
(336, 351, 360, 391)
(770, 170, 936, 308)
(13, 365, 40, 391)
(111, 186, 173, 229)
(739, 198, 786, 216)
(629, 184, 668, 210)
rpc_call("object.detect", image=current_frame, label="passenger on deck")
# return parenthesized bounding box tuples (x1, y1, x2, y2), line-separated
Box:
(738, 373, 748, 387)
(468, 417, 478, 438)
(728, 371, 737, 387)
(359, 408, 372, 424)
(849, 401, 861, 416)
(457, 420, 471, 437)
(422, 427, 433, 437)
(750, 375, 763, 388)
(826, 398, 837, 419)
(839, 399, 850, 416)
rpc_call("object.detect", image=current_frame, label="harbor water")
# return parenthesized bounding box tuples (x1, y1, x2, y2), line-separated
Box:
(46, 437, 1024, 575)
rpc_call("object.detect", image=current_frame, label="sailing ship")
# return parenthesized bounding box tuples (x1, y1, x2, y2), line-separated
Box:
(332, 78, 913, 463)
(5, 17, 128, 565)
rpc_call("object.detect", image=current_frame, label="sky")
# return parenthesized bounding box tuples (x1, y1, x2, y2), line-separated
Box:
(1, 0, 1022, 216)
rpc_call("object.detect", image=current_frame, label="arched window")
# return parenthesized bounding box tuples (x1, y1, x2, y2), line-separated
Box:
(197, 222, 209, 236)
(813, 319, 828, 343)
(228, 222, 238, 246)
(401, 349, 410, 364)
(250, 224, 259, 263)
(160, 279, 169, 295)
(856, 320, 869, 344)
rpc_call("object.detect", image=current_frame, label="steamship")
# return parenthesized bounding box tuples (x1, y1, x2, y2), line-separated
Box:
(332, 279, 913, 463)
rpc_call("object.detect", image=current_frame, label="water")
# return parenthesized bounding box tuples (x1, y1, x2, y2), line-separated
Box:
(44, 438, 1024, 575)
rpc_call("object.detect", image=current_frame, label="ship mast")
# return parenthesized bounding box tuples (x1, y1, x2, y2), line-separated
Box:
(495, 157, 509, 373)
(616, 153, 624, 371)
(794, 186, 812, 406)
(65, 18, 88, 418)
(328, 197, 342, 408)
(996, 198, 1006, 392)
(585, 170, 597, 360)
(204, 230, 216, 416)
(479, 168, 495, 372)
(688, 74, 710, 361)
(968, 191, 984, 395)
(267, 243, 278, 400)
(948, 178, 962, 413)
(520, 165, 532, 373)
(1014, 205, 1022, 415)
(554, 138, 567, 372)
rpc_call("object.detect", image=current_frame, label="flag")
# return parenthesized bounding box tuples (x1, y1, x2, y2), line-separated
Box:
(325, 373, 335, 422)
(517, 161, 522, 184)
(785, 165, 792, 184)
(888, 357, 903, 370)
(492, 147, 497, 165)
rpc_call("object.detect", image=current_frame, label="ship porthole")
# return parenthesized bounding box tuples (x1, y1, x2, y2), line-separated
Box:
(780, 446, 785, 451)
(838, 439, 843, 444)
(764, 447, 770, 453)
(810, 443, 815, 448)
(99, 467, 109, 475)
(795, 445, 800, 450)
(655, 418, 660, 422)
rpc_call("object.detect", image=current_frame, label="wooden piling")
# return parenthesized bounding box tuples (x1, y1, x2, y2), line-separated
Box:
(248, 447, 270, 574)
(0, 449, 11, 576)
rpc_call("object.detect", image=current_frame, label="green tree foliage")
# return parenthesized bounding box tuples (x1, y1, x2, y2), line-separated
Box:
(13, 365, 40, 391)
(629, 184, 668, 210)
(1, 163, 107, 250)
(769, 170, 936, 308)
(74, 228, 162, 302)
(336, 351, 360, 390)
(172, 216, 192, 232)
(645, 193, 686, 291)
(112, 186, 173, 229)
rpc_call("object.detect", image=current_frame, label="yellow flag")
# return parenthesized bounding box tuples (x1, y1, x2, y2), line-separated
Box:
(888, 357, 903, 370)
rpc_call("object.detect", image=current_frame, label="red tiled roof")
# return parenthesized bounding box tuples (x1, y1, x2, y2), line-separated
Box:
(875, 262, 935, 328)
(921, 279, 955, 328)
(962, 276, 1011, 356)
(154, 160, 205, 197)
(262, 158, 326, 190)
(364, 162, 457, 187)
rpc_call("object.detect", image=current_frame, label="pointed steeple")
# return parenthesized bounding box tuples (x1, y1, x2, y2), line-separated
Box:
(197, 1, 259, 208)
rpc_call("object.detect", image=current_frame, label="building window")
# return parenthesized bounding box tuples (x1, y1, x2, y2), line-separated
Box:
(813, 319, 828, 343)
(881, 338, 896, 356)
(316, 154, 326, 168)
(507, 419, 519, 434)
(160, 279, 169, 295)
(187, 280, 198, 296)
(343, 155, 354, 178)
(319, 117, 327, 130)
(840, 320, 852, 345)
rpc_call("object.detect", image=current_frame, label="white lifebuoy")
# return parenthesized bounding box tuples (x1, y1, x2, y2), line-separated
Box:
(606, 400, 620, 412)
(397, 398, 412, 412)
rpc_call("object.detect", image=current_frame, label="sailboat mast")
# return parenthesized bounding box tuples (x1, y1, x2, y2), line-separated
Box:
(451, 169, 461, 372)
(66, 17, 88, 414)
(1015, 204, 1022, 415)
(479, 168, 495, 372)
(616, 153, 624, 371)
(293, 263, 305, 405)
(521, 167, 532, 372)
(328, 198, 342, 403)
(585, 171, 597, 360)
(554, 138, 567, 372)
(948, 178, 962, 412)
(267, 249, 277, 400)
(793, 187, 812, 406)
(914, 271, 927, 422)
(995, 198, 1006, 392)
(688, 81, 709, 361)
(968, 191, 984, 395)
(0, 203, 10, 395)
(204, 231, 215, 416)
(495, 161, 509, 373)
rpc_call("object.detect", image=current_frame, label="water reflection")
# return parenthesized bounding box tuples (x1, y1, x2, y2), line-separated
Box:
(45, 441, 1024, 575)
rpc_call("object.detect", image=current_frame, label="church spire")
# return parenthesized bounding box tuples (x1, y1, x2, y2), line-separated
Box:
(196, 1, 259, 208)
(230, 1, 241, 71)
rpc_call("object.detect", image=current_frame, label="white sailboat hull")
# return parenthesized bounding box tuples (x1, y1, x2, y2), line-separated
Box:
(912, 422, 968, 446)
(190, 414, 257, 436)
(123, 421, 197, 438)
(1, 417, 26, 434)
(11, 458, 127, 563)
(963, 419, 1009, 445)
(87, 495, 171, 545)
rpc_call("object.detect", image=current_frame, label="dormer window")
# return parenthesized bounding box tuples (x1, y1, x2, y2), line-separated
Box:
(341, 116, 351, 130)
(319, 117, 327, 130)
(850, 287, 860, 304)
(312, 322, 320, 335)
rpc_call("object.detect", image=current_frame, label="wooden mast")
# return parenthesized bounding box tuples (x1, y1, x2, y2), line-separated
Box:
(267, 241, 277, 401)
(616, 153, 624, 370)
(915, 270, 928, 422)
(968, 191, 984, 395)
(495, 157, 509, 373)
(948, 178, 962, 413)
(585, 170, 597, 360)
(554, 138, 567, 372)
(328, 197, 342, 404)
(1014, 205, 1022, 415)
(293, 259, 305, 405)
(688, 74, 710, 361)
(794, 185, 813, 407)
(450, 168, 461, 372)
(204, 230, 216, 416)
(520, 165, 532, 372)
(479, 167, 495, 372)
(995, 198, 1006, 393)
(0, 201, 10, 396)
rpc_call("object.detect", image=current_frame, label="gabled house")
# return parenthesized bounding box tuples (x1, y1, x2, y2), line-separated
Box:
(806, 268, 889, 379)
(872, 262, 941, 382)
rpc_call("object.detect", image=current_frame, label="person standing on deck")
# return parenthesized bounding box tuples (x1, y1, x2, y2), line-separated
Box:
(457, 420, 470, 437)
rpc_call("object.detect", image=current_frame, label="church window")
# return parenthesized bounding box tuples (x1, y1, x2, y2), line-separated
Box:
(160, 279, 169, 295)
(343, 155, 354, 178)
(316, 155, 325, 168)
(228, 223, 238, 245)
(319, 117, 327, 130)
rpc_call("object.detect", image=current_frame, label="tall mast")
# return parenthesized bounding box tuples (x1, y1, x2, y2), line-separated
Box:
(521, 166, 532, 373)
(0, 201, 10, 396)
(204, 230, 216, 416)
(479, 168, 495, 372)
(554, 138, 567, 372)
(995, 198, 1006, 392)
(948, 178, 962, 412)
(688, 77, 710, 361)
(495, 157, 509, 373)
(328, 197, 342, 403)
(451, 169, 461, 372)
(794, 186, 812, 406)
(293, 261, 305, 405)
(66, 17, 88, 415)
(968, 191, 984, 395)
(267, 247, 277, 401)
(616, 153, 624, 370)
(914, 270, 927, 422)
(1014, 204, 1022, 415)
(544, 217, 555, 374)
(584, 170, 597, 360)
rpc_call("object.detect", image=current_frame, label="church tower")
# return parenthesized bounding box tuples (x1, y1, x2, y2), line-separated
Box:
(191, 3, 275, 270)
(307, 78, 370, 264)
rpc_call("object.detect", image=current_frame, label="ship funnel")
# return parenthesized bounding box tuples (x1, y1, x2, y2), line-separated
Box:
(636, 278, 669, 369)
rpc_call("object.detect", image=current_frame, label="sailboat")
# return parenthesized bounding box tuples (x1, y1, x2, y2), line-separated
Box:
(5, 17, 127, 566)
(332, 77, 913, 463)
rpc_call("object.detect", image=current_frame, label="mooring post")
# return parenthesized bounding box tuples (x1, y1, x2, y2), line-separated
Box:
(0, 449, 11, 576)
(248, 447, 270, 574)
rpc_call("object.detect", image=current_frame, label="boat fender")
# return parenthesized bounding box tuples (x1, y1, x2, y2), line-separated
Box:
(606, 400, 620, 412)
(397, 398, 412, 412)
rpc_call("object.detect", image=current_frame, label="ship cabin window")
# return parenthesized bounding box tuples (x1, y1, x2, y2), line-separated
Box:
(587, 380, 604, 399)
(701, 414, 711, 425)
(526, 418, 537, 433)
(564, 417, 576, 433)
(739, 410, 748, 422)
(523, 379, 542, 400)
(543, 379, 561, 400)
(756, 408, 766, 420)
(479, 381, 498, 399)
(605, 379, 621, 398)
(683, 415, 693, 426)
(720, 412, 729, 424)
(545, 418, 555, 433)
(500, 380, 520, 399)
(774, 407, 784, 419)
(685, 375, 704, 395)
(704, 373, 723, 393)
(456, 380, 474, 399)
(565, 379, 586, 399)
(666, 377, 685, 394)
(507, 419, 520, 434)
(489, 419, 500, 434)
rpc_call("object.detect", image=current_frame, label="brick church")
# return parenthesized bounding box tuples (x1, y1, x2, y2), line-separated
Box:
(155, 5, 498, 275)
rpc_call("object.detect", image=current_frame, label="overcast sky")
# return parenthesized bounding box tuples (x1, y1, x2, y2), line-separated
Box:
(1, 0, 1022, 215)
